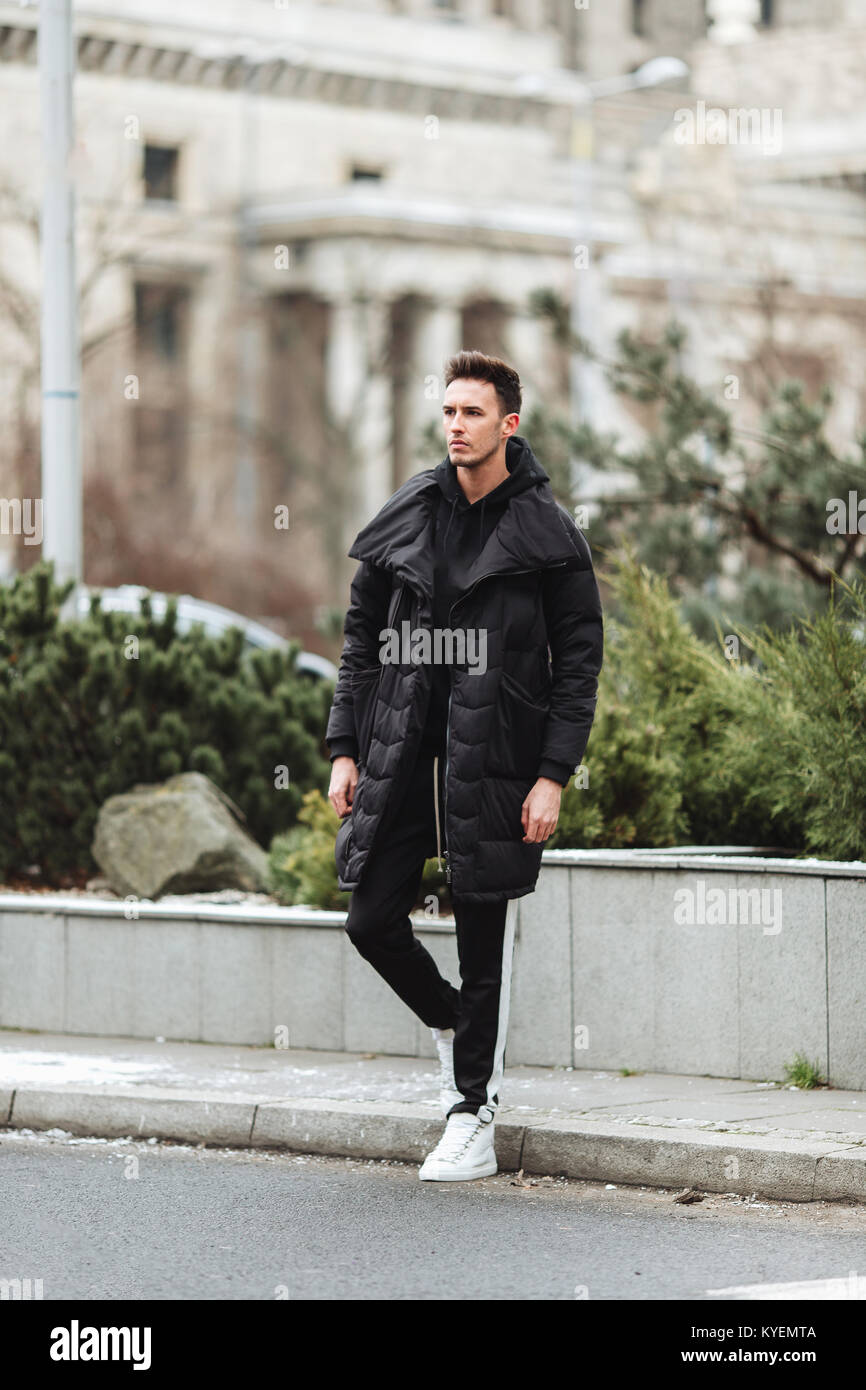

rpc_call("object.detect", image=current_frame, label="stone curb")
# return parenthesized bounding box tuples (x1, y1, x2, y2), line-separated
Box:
(4, 1084, 866, 1202)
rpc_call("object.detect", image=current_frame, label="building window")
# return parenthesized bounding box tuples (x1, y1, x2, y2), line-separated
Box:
(349, 165, 384, 182)
(134, 283, 186, 360)
(632, 0, 646, 37)
(143, 144, 179, 201)
(760, 0, 774, 24)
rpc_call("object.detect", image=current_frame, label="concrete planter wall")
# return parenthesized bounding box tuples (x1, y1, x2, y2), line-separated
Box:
(1, 849, 864, 1086)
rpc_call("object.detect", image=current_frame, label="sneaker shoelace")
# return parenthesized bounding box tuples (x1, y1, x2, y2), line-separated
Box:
(435, 1117, 484, 1161)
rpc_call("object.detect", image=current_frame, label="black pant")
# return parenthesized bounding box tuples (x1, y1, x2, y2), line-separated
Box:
(344, 751, 517, 1118)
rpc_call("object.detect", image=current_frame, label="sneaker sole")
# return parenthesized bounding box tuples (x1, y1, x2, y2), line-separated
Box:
(419, 1157, 498, 1182)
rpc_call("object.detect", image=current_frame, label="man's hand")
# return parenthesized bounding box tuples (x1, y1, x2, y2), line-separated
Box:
(520, 777, 563, 844)
(329, 756, 359, 819)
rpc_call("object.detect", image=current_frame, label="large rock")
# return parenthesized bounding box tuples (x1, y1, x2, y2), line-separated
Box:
(92, 772, 271, 900)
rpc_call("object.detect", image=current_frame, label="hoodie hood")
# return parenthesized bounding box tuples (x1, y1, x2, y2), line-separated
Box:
(434, 433, 548, 509)
(348, 433, 578, 600)
(433, 433, 550, 557)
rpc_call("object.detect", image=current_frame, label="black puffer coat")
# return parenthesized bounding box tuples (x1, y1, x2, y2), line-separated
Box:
(326, 435, 604, 903)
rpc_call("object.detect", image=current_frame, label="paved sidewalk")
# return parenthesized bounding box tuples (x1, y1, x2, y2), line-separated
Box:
(1, 1029, 866, 1202)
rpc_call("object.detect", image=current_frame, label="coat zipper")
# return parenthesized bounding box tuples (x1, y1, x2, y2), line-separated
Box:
(443, 693, 452, 884)
(448, 559, 569, 623)
(439, 558, 569, 890)
(433, 753, 443, 872)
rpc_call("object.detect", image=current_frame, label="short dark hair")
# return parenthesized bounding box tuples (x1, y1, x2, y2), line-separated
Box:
(443, 350, 522, 418)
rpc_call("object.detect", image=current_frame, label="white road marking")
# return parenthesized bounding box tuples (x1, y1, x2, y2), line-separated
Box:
(707, 1273, 866, 1300)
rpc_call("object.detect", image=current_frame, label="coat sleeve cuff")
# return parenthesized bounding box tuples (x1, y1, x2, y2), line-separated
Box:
(537, 759, 574, 787)
(328, 739, 359, 762)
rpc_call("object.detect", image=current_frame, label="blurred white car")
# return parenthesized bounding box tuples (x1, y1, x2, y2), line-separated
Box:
(65, 584, 337, 680)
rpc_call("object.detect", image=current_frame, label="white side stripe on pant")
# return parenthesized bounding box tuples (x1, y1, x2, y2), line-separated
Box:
(485, 897, 518, 1112)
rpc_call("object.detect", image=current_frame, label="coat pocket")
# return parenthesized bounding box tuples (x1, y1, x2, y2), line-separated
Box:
(350, 666, 381, 765)
(485, 671, 550, 780)
(335, 808, 354, 880)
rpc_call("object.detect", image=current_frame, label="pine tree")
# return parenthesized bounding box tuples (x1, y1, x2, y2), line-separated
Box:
(0, 562, 332, 883)
(528, 292, 866, 640)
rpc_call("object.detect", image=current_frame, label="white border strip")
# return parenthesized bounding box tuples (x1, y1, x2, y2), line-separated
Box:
(485, 897, 518, 1113)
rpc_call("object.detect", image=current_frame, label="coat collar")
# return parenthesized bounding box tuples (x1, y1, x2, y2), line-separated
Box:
(347, 436, 581, 600)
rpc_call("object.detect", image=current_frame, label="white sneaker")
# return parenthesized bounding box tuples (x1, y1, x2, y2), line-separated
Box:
(418, 1107, 498, 1182)
(431, 1027, 462, 1116)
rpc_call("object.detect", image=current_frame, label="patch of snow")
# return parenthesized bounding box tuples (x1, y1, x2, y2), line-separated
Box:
(0, 1052, 175, 1086)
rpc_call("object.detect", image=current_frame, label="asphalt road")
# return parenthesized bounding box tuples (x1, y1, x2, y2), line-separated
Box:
(2, 1129, 865, 1301)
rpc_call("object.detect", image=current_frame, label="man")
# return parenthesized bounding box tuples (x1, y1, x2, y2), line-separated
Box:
(326, 350, 603, 1181)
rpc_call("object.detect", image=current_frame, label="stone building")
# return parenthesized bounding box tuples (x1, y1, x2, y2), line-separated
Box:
(0, 0, 864, 645)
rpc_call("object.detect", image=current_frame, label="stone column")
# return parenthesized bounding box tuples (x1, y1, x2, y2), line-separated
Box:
(325, 294, 394, 539)
(403, 298, 463, 474)
(503, 305, 559, 416)
(185, 257, 235, 535)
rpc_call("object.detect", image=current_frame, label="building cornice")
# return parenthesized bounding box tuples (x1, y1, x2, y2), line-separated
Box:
(247, 187, 597, 251)
(0, 15, 573, 134)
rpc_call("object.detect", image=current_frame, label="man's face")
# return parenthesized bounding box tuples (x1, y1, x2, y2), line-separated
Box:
(442, 378, 517, 467)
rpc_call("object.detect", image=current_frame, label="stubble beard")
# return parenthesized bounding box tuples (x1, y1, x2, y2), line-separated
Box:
(450, 436, 500, 469)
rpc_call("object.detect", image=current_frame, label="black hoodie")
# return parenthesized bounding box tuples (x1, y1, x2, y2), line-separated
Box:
(418, 434, 539, 757)
(329, 435, 576, 786)
(416, 436, 573, 785)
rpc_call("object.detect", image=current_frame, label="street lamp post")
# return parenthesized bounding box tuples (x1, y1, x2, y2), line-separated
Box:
(39, 0, 82, 585)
